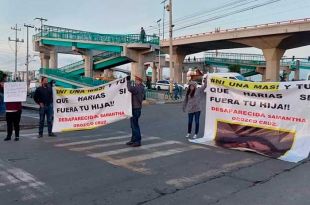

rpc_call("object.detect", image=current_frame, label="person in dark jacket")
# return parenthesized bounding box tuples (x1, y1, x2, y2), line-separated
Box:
(33, 77, 55, 138)
(4, 102, 22, 141)
(126, 75, 145, 147)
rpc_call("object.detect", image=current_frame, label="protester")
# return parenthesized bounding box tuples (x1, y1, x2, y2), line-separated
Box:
(4, 101, 22, 141)
(126, 75, 145, 147)
(182, 79, 207, 139)
(173, 82, 179, 100)
(140, 27, 146, 43)
(33, 77, 55, 138)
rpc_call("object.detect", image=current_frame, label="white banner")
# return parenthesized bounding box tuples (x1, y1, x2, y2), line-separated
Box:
(192, 77, 310, 162)
(52, 78, 132, 132)
(4, 82, 27, 102)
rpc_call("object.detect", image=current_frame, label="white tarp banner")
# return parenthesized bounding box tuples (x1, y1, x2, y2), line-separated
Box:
(52, 78, 132, 132)
(4, 82, 27, 102)
(192, 77, 310, 162)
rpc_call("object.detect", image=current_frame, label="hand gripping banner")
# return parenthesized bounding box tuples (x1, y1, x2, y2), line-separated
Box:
(52, 78, 132, 132)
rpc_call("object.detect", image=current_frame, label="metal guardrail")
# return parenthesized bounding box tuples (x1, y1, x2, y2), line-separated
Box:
(40, 68, 108, 87)
(34, 25, 160, 45)
(145, 89, 159, 99)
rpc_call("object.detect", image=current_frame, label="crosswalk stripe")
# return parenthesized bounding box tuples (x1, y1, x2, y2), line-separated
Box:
(54, 134, 131, 147)
(113, 145, 200, 164)
(69, 136, 160, 151)
(88, 140, 183, 158)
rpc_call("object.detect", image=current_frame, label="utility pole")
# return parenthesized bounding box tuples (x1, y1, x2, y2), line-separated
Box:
(166, 0, 174, 93)
(34, 17, 47, 36)
(157, 19, 162, 81)
(8, 24, 24, 81)
(24, 24, 34, 91)
(161, 0, 167, 40)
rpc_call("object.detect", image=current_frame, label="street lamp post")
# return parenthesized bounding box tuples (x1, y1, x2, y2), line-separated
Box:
(156, 19, 162, 81)
(167, 0, 174, 93)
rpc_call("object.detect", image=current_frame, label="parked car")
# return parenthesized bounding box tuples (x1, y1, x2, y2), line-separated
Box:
(184, 81, 202, 90)
(154, 80, 184, 91)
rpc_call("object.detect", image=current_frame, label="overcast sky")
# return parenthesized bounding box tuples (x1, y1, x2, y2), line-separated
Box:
(1, 0, 310, 73)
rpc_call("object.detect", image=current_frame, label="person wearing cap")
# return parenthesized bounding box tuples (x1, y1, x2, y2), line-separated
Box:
(126, 75, 145, 147)
(182, 78, 207, 139)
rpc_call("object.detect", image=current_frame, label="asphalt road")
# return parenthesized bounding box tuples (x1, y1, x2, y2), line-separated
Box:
(0, 104, 309, 205)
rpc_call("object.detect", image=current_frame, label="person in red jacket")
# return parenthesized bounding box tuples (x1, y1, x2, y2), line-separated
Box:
(4, 102, 22, 141)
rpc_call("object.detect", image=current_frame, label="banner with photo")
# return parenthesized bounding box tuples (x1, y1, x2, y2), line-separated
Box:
(52, 78, 132, 132)
(192, 77, 310, 162)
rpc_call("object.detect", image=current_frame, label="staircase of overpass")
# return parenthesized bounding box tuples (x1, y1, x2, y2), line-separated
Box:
(184, 52, 310, 77)
(35, 25, 159, 88)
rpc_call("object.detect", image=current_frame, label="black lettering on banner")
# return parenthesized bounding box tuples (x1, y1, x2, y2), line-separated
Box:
(259, 102, 290, 110)
(300, 94, 310, 101)
(119, 88, 126, 94)
(210, 87, 229, 94)
(56, 107, 79, 113)
(91, 101, 115, 110)
(296, 84, 310, 89)
(243, 100, 256, 107)
(79, 105, 89, 111)
(56, 98, 69, 104)
(210, 97, 240, 105)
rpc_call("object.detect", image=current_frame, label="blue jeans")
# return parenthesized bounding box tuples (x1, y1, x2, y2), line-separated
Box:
(130, 108, 141, 143)
(188, 111, 201, 134)
(39, 104, 53, 135)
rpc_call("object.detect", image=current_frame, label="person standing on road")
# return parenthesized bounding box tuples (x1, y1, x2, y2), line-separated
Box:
(173, 82, 179, 100)
(182, 79, 207, 139)
(4, 101, 22, 141)
(33, 77, 55, 138)
(126, 75, 145, 147)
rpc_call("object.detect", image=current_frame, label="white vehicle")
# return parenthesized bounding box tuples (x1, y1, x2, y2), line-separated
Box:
(184, 81, 202, 90)
(203, 72, 246, 81)
(155, 80, 184, 91)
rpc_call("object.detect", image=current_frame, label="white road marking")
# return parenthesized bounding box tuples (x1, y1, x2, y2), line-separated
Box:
(0, 160, 52, 201)
(89, 140, 183, 158)
(165, 158, 258, 188)
(55, 134, 131, 147)
(69, 136, 159, 151)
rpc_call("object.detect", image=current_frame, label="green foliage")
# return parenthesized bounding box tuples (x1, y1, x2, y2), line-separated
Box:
(228, 64, 241, 73)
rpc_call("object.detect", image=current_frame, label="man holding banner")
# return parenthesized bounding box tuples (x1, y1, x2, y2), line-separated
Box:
(126, 76, 145, 147)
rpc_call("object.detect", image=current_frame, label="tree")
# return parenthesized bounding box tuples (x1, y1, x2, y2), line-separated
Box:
(228, 64, 241, 73)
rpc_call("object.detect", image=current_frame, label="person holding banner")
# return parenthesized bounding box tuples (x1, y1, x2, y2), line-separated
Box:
(126, 75, 145, 147)
(183, 79, 207, 139)
(34, 77, 55, 138)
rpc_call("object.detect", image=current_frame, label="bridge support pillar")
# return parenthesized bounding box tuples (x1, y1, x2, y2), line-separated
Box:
(262, 48, 285, 82)
(171, 50, 186, 83)
(40, 52, 50, 68)
(50, 48, 58, 68)
(83, 51, 93, 77)
(152, 64, 157, 83)
(131, 54, 145, 81)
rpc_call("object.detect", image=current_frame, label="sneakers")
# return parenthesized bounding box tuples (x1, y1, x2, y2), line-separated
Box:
(14, 137, 19, 141)
(38, 134, 43, 138)
(193, 134, 197, 139)
(48, 133, 56, 137)
(4, 137, 11, 141)
(185, 134, 190, 138)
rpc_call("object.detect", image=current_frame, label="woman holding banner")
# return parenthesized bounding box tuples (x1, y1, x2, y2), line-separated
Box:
(183, 79, 207, 139)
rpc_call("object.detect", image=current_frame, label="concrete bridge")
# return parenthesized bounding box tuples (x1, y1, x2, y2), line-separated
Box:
(161, 18, 310, 82)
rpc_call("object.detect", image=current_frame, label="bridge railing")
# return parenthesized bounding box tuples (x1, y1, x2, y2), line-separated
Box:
(34, 25, 160, 45)
(40, 68, 108, 87)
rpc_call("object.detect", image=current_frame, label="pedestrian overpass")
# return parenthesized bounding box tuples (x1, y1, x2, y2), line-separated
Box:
(183, 51, 310, 78)
(34, 25, 159, 88)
